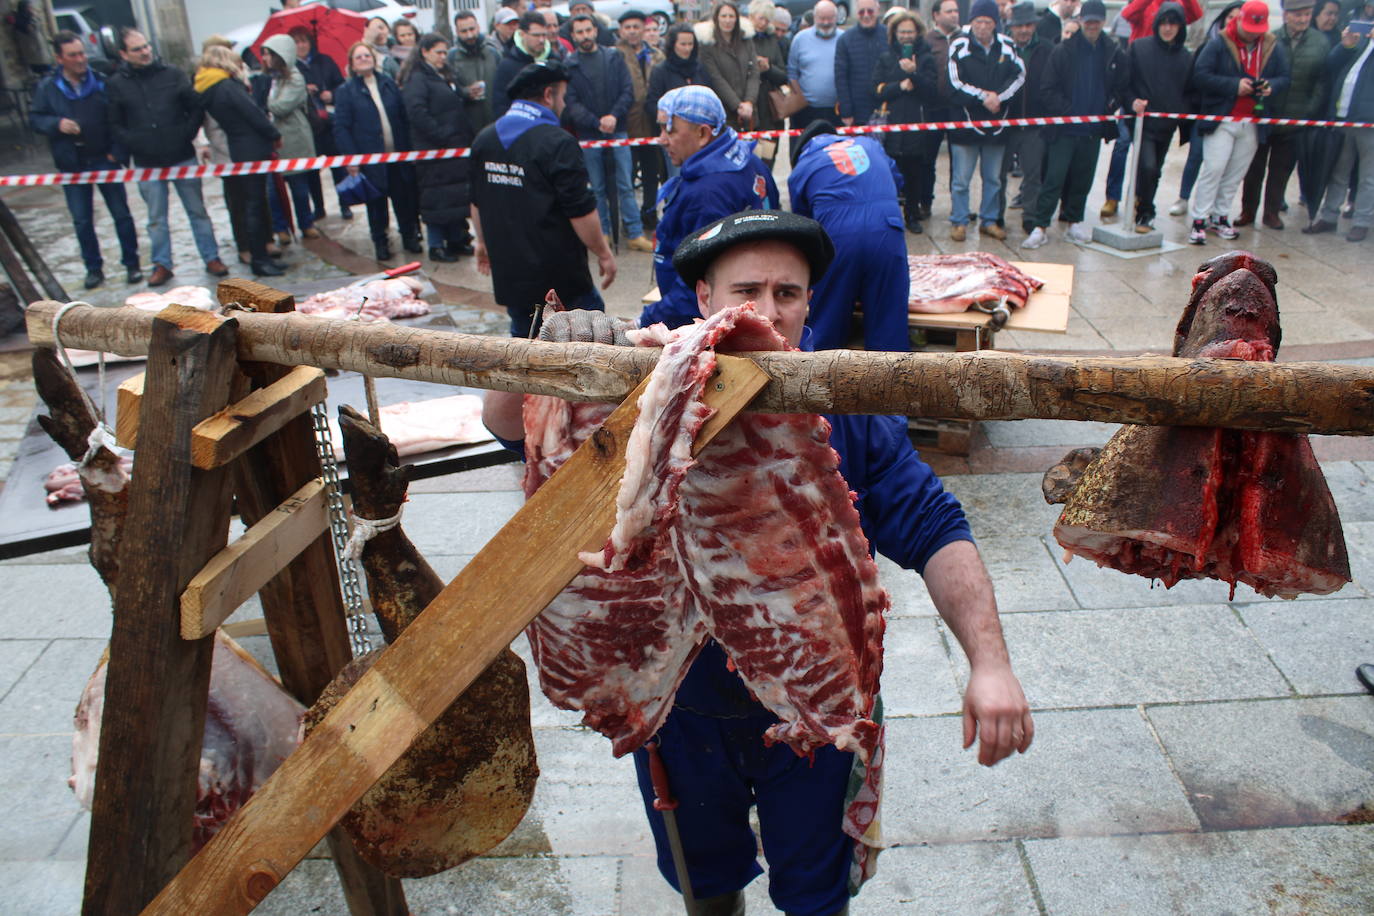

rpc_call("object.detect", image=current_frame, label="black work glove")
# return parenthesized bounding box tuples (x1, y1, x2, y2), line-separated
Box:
(537, 309, 637, 347)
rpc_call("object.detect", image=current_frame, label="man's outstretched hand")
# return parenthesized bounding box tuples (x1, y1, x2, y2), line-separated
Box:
(962, 663, 1034, 766)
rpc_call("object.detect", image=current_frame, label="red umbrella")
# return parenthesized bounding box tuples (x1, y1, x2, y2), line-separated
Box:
(252, 5, 367, 74)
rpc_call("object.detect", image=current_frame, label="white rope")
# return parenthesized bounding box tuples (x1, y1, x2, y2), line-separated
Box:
(343, 508, 403, 562)
(51, 301, 117, 468)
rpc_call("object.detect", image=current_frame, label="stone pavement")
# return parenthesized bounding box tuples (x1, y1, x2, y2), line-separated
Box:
(1, 138, 1372, 914)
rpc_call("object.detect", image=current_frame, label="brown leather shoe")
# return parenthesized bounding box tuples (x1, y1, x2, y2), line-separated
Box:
(950, 223, 967, 242)
(148, 265, 173, 287)
(205, 258, 230, 277)
(1261, 211, 1284, 230)
(1233, 210, 1255, 227)
(981, 222, 1007, 240)
(302, 227, 322, 240)
(1302, 219, 1337, 235)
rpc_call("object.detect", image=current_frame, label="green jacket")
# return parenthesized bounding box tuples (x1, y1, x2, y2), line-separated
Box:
(1272, 24, 1328, 125)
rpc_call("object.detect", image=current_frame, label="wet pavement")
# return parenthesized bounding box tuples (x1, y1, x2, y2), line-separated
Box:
(1, 135, 1373, 914)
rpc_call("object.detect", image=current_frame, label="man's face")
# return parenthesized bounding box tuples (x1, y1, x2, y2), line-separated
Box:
(544, 81, 568, 116)
(1011, 21, 1035, 44)
(620, 18, 643, 44)
(896, 22, 918, 44)
(697, 241, 811, 347)
(523, 24, 548, 56)
(659, 114, 712, 166)
(120, 31, 153, 67)
(294, 36, 312, 59)
(57, 40, 88, 77)
(570, 2, 593, 17)
(774, 19, 789, 37)
(856, 0, 879, 28)
(998, 0, 1014, 20)
(814, 1, 838, 36)
(1158, 19, 1180, 41)
(935, 1, 960, 32)
(970, 15, 996, 43)
(364, 19, 389, 45)
(1080, 18, 1103, 40)
(645, 19, 661, 44)
(1284, 7, 1312, 34)
(456, 17, 480, 47)
(497, 20, 518, 40)
(572, 19, 598, 52)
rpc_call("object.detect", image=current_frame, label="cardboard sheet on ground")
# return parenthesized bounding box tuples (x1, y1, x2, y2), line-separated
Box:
(906, 261, 1072, 334)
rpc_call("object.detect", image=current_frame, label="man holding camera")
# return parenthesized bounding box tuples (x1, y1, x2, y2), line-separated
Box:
(1186, 0, 1291, 244)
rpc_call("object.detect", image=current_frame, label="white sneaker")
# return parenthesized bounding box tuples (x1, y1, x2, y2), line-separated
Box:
(1169, 198, 1188, 216)
(1066, 222, 1092, 244)
(1020, 226, 1048, 250)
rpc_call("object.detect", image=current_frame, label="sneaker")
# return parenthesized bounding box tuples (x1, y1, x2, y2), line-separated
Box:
(1100, 199, 1119, 223)
(626, 235, 655, 252)
(1169, 199, 1188, 216)
(1066, 222, 1092, 244)
(1020, 226, 1048, 250)
(1209, 216, 1239, 240)
(950, 223, 967, 242)
(981, 222, 1007, 240)
(1188, 219, 1207, 245)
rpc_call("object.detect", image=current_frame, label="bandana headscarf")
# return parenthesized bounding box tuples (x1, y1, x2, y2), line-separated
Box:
(657, 84, 726, 136)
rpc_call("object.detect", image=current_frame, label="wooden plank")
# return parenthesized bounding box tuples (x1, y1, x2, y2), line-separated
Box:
(142, 352, 771, 915)
(189, 367, 328, 469)
(82, 306, 240, 915)
(116, 372, 145, 449)
(220, 280, 407, 916)
(26, 300, 1374, 435)
(181, 478, 329, 639)
(906, 261, 1074, 334)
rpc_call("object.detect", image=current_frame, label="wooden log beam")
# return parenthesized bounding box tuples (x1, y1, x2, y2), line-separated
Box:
(181, 478, 330, 640)
(83, 306, 240, 915)
(25, 300, 1374, 435)
(141, 354, 772, 916)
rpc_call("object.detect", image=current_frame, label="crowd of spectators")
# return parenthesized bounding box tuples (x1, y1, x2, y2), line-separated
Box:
(24, 0, 1374, 291)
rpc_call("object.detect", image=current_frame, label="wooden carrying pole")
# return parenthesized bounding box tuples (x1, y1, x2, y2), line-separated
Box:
(141, 353, 773, 915)
(25, 300, 1374, 436)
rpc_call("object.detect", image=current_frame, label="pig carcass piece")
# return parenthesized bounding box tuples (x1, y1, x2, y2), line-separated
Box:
(1054, 252, 1350, 599)
(907, 252, 1045, 313)
(522, 304, 888, 762)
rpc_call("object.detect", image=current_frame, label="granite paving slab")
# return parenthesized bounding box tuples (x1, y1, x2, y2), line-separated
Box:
(0, 860, 85, 916)
(974, 535, 1079, 613)
(881, 617, 964, 718)
(875, 554, 936, 618)
(4, 563, 113, 639)
(400, 491, 524, 557)
(1237, 596, 1374, 695)
(1024, 824, 1374, 916)
(948, 605, 1291, 709)
(880, 709, 1198, 845)
(0, 638, 50, 701)
(0, 735, 84, 860)
(941, 474, 1061, 541)
(981, 419, 1116, 450)
(0, 638, 104, 734)
(1146, 696, 1374, 830)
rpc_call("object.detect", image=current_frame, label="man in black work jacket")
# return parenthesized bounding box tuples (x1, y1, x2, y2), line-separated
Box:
(470, 61, 618, 337)
(105, 27, 225, 286)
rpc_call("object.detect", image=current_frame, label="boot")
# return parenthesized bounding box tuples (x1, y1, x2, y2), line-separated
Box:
(402, 234, 423, 254)
(695, 890, 745, 916)
(1234, 209, 1255, 227)
(251, 258, 286, 277)
(373, 238, 393, 261)
(428, 246, 458, 263)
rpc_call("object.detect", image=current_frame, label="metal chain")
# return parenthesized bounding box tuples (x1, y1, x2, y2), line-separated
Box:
(311, 401, 373, 657)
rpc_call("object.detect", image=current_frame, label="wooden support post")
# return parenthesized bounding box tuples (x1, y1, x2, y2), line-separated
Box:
(142, 353, 771, 915)
(82, 306, 241, 915)
(216, 279, 407, 916)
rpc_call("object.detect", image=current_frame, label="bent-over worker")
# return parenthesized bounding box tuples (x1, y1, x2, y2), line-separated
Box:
(482, 210, 1034, 916)
(470, 60, 617, 338)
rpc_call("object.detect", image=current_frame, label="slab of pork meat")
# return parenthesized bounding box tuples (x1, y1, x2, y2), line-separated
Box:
(908, 252, 1045, 314)
(522, 305, 888, 762)
(296, 277, 430, 323)
(1053, 252, 1350, 599)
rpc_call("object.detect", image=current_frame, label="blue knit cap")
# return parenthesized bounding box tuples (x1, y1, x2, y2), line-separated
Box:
(969, 0, 1000, 22)
(656, 85, 727, 136)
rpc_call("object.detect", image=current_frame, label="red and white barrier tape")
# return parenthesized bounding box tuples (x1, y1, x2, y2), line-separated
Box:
(4, 111, 1372, 188)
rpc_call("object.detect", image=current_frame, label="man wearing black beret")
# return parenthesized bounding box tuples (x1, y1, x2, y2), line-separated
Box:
(484, 209, 1034, 916)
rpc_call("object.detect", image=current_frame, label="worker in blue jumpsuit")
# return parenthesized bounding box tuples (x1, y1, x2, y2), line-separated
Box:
(788, 120, 912, 352)
(480, 211, 1035, 916)
(642, 85, 778, 330)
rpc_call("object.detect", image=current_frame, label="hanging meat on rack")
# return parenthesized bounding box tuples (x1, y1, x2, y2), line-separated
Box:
(301, 405, 538, 878)
(1047, 252, 1351, 599)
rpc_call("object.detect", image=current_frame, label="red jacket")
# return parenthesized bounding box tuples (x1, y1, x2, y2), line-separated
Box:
(1121, 0, 1203, 42)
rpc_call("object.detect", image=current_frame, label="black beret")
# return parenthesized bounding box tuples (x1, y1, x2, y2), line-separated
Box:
(618, 8, 648, 22)
(790, 118, 839, 167)
(672, 210, 835, 288)
(506, 60, 570, 101)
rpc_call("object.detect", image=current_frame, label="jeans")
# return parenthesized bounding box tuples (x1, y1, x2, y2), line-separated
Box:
(137, 157, 219, 269)
(949, 141, 1004, 226)
(268, 173, 317, 234)
(1318, 127, 1374, 229)
(1179, 137, 1205, 201)
(1190, 122, 1258, 222)
(64, 153, 139, 272)
(1105, 117, 1130, 202)
(583, 136, 643, 239)
(508, 286, 604, 338)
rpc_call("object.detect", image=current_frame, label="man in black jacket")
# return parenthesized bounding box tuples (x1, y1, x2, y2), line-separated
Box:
(494, 12, 555, 117)
(1304, 26, 1374, 241)
(1037, 0, 1083, 45)
(1022, 0, 1127, 249)
(999, 2, 1052, 232)
(30, 30, 141, 288)
(1126, 2, 1192, 231)
(565, 14, 653, 250)
(105, 28, 225, 286)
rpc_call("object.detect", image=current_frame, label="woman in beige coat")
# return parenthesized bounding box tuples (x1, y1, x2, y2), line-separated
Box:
(695, 2, 759, 130)
(260, 33, 320, 240)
